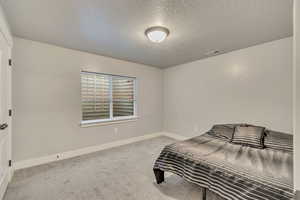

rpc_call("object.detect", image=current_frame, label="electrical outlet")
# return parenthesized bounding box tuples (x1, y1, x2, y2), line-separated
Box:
(114, 128, 118, 133)
(193, 125, 199, 133)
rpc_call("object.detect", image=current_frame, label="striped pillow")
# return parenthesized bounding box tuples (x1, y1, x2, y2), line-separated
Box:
(209, 124, 235, 140)
(264, 130, 293, 152)
(231, 125, 265, 148)
(208, 123, 249, 140)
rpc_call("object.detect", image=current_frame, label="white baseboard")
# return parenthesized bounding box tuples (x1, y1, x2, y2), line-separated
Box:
(161, 132, 189, 140)
(13, 131, 186, 171)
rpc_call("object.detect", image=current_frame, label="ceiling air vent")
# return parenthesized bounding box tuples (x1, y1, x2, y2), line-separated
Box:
(205, 50, 222, 56)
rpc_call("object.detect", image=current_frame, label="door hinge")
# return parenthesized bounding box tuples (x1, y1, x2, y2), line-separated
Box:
(9, 109, 12, 117)
(9, 160, 12, 167)
(8, 59, 12, 66)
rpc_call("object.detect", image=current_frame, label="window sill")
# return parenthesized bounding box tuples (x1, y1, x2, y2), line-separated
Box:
(80, 116, 139, 128)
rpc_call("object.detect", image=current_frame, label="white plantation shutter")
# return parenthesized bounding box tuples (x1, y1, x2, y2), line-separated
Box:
(81, 71, 136, 123)
(81, 72, 110, 121)
(112, 77, 135, 117)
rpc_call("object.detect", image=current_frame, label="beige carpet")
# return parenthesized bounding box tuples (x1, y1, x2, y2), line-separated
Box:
(4, 136, 224, 200)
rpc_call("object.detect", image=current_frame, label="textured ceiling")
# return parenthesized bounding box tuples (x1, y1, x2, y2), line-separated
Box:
(1, 0, 293, 68)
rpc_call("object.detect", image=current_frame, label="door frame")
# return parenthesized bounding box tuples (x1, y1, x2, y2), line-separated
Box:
(7, 45, 12, 182)
(0, 5, 13, 197)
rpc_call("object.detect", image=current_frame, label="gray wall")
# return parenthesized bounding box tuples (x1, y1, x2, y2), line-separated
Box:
(12, 37, 163, 162)
(13, 36, 294, 167)
(163, 37, 293, 137)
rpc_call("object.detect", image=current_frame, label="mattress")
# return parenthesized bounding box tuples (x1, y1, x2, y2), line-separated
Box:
(154, 133, 294, 200)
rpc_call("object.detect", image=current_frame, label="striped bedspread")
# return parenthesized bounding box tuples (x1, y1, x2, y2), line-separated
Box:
(154, 133, 294, 200)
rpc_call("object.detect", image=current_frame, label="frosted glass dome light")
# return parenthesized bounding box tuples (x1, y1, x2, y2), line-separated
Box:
(145, 26, 169, 43)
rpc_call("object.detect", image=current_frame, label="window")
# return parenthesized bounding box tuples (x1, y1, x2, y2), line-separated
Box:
(81, 71, 137, 124)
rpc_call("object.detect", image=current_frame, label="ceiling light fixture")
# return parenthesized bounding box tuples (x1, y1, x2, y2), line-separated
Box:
(145, 26, 169, 43)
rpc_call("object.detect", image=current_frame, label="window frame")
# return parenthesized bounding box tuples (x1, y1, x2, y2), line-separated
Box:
(80, 71, 138, 126)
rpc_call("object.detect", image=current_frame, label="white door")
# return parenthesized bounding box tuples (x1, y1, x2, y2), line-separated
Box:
(0, 31, 12, 200)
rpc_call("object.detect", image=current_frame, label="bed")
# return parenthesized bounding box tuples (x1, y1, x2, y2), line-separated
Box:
(153, 124, 294, 200)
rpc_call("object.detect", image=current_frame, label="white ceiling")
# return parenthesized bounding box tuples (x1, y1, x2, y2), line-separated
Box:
(1, 0, 293, 68)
